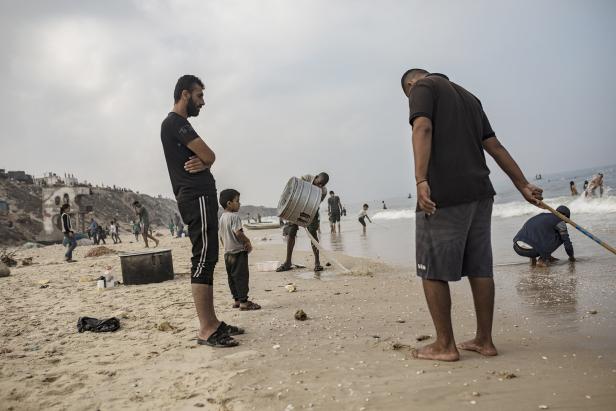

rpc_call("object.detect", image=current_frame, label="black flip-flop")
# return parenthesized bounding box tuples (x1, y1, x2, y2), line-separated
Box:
(239, 301, 261, 311)
(220, 321, 245, 335)
(314, 265, 324, 272)
(197, 323, 239, 347)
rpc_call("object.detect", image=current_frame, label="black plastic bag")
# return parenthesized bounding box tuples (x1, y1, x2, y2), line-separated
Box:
(77, 317, 120, 333)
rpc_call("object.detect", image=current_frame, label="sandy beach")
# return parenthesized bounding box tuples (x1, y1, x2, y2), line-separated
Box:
(1, 228, 615, 411)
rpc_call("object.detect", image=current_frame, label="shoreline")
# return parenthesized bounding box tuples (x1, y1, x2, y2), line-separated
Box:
(1, 232, 615, 410)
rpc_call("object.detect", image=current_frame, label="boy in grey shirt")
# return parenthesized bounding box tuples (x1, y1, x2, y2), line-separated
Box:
(219, 189, 261, 310)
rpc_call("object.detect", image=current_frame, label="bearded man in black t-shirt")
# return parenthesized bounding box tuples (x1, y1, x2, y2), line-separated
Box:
(160, 75, 243, 348)
(401, 68, 543, 361)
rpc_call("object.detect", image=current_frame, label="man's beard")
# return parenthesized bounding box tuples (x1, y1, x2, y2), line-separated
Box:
(187, 97, 200, 117)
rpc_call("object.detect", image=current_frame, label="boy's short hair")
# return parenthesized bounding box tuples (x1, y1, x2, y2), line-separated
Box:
(132, 200, 140, 206)
(219, 189, 240, 208)
(363, 203, 369, 208)
(329, 190, 334, 195)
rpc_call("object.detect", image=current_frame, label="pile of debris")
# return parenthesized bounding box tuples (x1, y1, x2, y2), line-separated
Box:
(84, 246, 117, 258)
(0, 249, 17, 267)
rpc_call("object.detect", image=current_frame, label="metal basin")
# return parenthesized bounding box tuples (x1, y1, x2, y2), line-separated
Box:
(118, 249, 174, 285)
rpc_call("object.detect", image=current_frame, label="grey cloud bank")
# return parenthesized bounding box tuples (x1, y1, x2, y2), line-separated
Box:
(1, 0, 615, 206)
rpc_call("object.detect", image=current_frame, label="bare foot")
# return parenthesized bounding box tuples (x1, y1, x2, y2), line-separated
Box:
(410, 342, 459, 362)
(458, 339, 498, 356)
(536, 258, 548, 267)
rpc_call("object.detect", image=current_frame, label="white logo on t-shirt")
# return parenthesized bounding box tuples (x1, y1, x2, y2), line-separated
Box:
(417, 263, 426, 271)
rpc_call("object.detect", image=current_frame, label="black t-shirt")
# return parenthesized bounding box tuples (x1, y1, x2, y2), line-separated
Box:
(408, 73, 496, 209)
(160, 112, 217, 203)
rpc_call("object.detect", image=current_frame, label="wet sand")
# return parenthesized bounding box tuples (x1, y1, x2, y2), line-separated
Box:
(1, 229, 615, 410)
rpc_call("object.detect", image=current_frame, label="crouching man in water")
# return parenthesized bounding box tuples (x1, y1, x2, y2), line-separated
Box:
(513, 205, 575, 267)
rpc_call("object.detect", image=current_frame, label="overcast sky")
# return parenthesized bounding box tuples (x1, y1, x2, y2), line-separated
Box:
(1, 0, 615, 207)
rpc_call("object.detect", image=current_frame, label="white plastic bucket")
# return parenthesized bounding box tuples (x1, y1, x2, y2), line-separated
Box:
(277, 177, 321, 227)
(255, 260, 280, 272)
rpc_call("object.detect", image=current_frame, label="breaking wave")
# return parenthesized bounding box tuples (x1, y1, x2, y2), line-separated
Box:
(371, 195, 616, 221)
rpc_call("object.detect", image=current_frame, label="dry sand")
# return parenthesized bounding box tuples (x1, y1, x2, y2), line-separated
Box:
(1, 229, 615, 410)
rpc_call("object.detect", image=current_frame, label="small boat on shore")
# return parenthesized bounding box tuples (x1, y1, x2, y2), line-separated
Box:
(244, 222, 281, 230)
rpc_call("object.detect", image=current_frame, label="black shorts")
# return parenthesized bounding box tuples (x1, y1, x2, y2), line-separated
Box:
(358, 216, 366, 227)
(415, 198, 493, 282)
(287, 212, 320, 237)
(329, 212, 341, 223)
(178, 194, 219, 285)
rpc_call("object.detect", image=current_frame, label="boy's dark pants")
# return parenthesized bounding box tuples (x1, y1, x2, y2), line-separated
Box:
(224, 251, 249, 302)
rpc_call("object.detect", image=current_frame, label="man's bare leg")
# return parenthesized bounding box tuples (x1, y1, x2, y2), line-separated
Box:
(283, 233, 296, 267)
(192, 283, 221, 340)
(413, 279, 460, 361)
(530, 257, 537, 266)
(458, 277, 498, 356)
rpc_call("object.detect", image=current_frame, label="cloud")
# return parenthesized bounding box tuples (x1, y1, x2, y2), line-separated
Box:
(0, 0, 615, 208)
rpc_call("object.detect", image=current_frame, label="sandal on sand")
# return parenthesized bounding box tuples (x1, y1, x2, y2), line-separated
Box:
(276, 264, 292, 272)
(197, 324, 239, 348)
(314, 265, 324, 272)
(232, 301, 240, 308)
(239, 301, 261, 311)
(220, 321, 245, 335)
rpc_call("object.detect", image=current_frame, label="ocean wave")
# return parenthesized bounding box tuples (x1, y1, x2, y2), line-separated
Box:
(493, 195, 616, 218)
(371, 195, 616, 220)
(372, 209, 416, 220)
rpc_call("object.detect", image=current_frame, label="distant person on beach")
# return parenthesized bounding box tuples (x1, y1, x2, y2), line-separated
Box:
(168, 219, 175, 236)
(277, 172, 329, 273)
(327, 190, 343, 233)
(109, 221, 118, 244)
(89, 218, 99, 244)
(131, 220, 141, 242)
(585, 173, 604, 198)
(513, 205, 575, 267)
(219, 189, 261, 311)
(402, 68, 543, 361)
(160, 74, 242, 347)
(132, 201, 159, 248)
(569, 181, 578, 196)
(96, 224, 107, 245)
(583, 180, 589, 191)
(113, 219, 122, 243)
(358, 204, 372, 234)
(61, 204, 77, 262)
(382, 201, 387, 210)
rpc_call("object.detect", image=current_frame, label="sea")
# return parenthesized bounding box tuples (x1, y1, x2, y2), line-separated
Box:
(267, 163, 616, 267)
(261, 163, 616, 349)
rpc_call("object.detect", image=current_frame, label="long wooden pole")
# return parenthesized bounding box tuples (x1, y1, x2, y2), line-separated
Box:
(540, 201, 616, 255)
(303, 228, 351, 273)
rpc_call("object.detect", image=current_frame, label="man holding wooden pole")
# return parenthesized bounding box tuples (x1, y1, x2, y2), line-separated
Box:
(402, 69, 543, 361)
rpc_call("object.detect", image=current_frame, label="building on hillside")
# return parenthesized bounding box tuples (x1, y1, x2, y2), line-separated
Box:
(39, 186, 94, 242)
(0, 169, 7, 179)
(64, 173, 79, 186)
(35, 172, 64, 187)
(7, 170, 33, 184)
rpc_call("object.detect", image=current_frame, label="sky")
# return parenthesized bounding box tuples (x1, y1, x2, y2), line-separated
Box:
(1, 0, 615, 207)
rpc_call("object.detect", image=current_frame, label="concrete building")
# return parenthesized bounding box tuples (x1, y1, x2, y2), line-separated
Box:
(39, 186, 94, 242)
